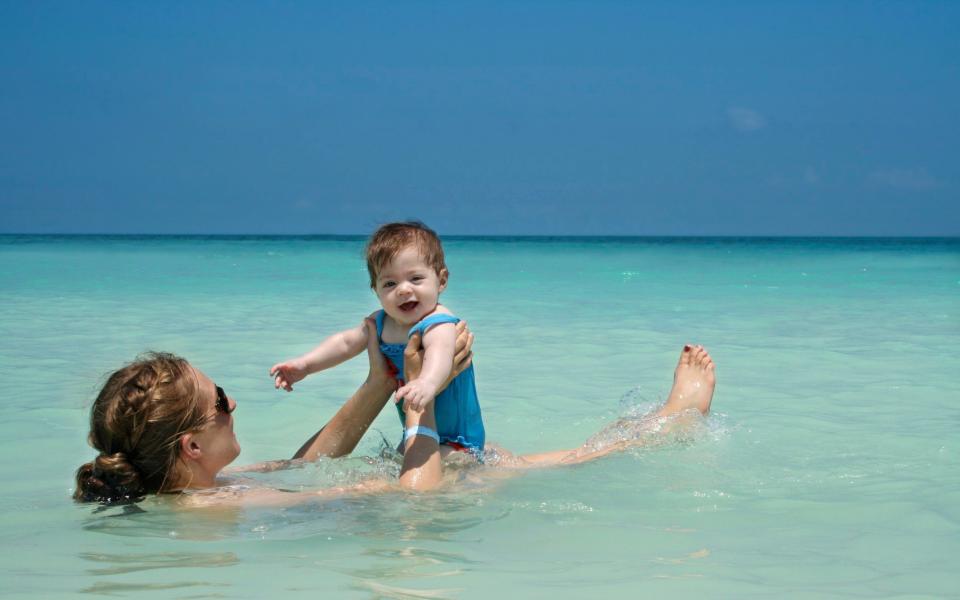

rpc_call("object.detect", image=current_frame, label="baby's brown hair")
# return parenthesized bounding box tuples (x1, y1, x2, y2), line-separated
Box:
(365, 221, 447, 288)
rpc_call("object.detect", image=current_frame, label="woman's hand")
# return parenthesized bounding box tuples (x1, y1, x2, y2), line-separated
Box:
(363, 316, 396, 389)
(404, 320, 474, 392)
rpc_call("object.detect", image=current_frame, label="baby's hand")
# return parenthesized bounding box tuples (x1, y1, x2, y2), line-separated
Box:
(270, 359, 308, 392)
(395, 379, 438, 412)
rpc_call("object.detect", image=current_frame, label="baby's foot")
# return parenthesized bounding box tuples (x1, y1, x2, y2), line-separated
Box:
(658, 345, 715, 417)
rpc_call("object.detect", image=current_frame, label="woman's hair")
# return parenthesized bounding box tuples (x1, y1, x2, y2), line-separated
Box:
(74, 352, 207, 503)
(365, 221, 447, 288)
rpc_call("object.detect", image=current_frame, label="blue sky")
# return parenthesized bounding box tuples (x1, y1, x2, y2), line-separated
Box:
(1, 1, 957, 235)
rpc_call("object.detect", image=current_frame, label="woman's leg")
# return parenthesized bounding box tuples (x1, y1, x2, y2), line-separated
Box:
(504, 344, 716, 468)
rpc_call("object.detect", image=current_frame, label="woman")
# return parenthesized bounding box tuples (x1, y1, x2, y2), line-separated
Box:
(74, 319, 716, 506)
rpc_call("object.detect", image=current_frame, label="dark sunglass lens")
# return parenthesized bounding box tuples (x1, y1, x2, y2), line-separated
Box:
(215, 386, 233, 414)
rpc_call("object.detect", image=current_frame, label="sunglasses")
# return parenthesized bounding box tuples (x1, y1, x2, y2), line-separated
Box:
(215, 385, 235, 415)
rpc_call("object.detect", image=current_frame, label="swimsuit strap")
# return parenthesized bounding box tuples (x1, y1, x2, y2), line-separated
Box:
(408, 313, 461, 338)
(375, 310, 387, 342)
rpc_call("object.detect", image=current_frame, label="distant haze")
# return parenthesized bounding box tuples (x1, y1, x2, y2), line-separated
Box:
(1, 2, 957, 235)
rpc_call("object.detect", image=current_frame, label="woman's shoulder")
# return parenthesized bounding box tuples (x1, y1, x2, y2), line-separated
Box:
(173, 483, 253, 507)
(176, 483, 318, 508)
(174, 477, 395, 508)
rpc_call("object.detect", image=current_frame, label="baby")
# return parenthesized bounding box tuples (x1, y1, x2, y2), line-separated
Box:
(270, 221, 485, 454)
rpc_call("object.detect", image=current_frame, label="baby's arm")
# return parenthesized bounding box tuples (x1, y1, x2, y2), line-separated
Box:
(270, 322, 368, 391)
(394, 322, 456, 410)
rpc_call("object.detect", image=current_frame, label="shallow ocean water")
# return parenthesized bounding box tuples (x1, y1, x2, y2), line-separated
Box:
(0, 235, 957, 598)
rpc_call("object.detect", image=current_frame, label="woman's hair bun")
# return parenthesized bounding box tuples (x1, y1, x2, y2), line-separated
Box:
(73, 452, 145, 503)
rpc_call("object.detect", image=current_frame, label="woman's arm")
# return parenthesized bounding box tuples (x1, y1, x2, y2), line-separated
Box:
(292, 318, 396, 460)
(399, 398, 442, 490)
(395, 324, 474, 491)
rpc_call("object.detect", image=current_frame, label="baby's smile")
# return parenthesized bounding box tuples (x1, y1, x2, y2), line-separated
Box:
(398, 300, 419, 313)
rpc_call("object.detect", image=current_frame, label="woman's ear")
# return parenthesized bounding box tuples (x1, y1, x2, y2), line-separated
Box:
(179, 433, 202, 460)
(438, 268, 449, 293)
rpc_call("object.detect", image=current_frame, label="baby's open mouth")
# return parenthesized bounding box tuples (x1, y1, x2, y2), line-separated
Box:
(399, 301, 419, 312)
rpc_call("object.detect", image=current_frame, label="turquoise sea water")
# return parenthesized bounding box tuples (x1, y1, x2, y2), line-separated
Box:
(0, 235, 958, 598)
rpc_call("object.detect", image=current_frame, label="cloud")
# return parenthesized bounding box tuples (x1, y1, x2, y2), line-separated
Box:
(727, 107, 766, 132)
(803, 167, 820, 185)
(867, 168, 940, 191)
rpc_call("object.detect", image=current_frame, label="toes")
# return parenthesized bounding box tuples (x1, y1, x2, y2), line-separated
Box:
(680, 344, 715, 370)
(692, 345, 705, 365)
(680, 344, 693, 365)
(698, 349, 716, 373)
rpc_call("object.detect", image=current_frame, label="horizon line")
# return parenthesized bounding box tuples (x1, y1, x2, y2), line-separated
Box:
(1, 233, 957, 240)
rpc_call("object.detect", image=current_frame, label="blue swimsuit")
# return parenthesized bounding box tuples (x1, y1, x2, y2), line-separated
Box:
(376, 310, 485, 452)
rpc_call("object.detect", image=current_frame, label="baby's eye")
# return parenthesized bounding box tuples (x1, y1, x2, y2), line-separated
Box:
(382, 281, 396, 289)
(411, 275, 425, 282)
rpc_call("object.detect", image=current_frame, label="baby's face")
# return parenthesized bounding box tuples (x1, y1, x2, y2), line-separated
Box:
(374, 245, 447, 326)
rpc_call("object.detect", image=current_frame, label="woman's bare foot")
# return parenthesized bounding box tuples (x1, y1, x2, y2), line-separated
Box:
(497, 346, 717, 469)
(657, 345, 715, 417)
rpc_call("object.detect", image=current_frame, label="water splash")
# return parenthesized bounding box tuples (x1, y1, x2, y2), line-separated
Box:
(581, 386, 721, 456)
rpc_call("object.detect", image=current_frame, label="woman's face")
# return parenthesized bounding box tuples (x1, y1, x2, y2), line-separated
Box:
(189, 367, 241, 473)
